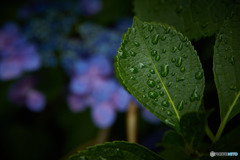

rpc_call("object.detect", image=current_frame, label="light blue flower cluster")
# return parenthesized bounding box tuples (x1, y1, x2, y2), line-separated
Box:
(0, 23, 41, 80)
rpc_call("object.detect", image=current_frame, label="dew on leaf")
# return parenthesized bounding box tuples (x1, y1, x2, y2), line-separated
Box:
(171, 58, 176, 63)
(147, 73, 151, 77)
(144, 34, 149, 39)
(190, 88, 200, 102)
(134, 42, 140, 47)
(176, 77, 184, 82)
(178, 43, 183, 51)
(147, 79, 156, 88)
(180, 67, 185, 72)
(164, 27, 170, 34)
(181, 36, 187, 42)
(176, 57, 182, 67)
(139, 63, 145, 68)
(130, 67, 138, 73)
(164, 119, 176, 127)
(130, 51, 136, 57)
(130, 76, 135, 80)
(160, 65, 169, 77)
(156, 85, 161, 89)
(143, 95, 146, 98)
(167, 82, 172, 87)
(159, 91, 164, 96)
(172, 47, 177, 53)
(148, 91, 158, 99)
(131, 28, 136, 33)
(162, 49, 166, 53)
(162, 100, 169, 107)
(167, 111, 173, 116)
(152, 34, 159, 45)
(186, 42, 190, 47)
(155, 55, 160, 61)
(142, 23, 147, 29)
(161, 35, 166, 41)
(177, 100, 183, 111)
(195, 71, 203, 80)
(148, 24, 154, 32)
(149, 69, 155, 74)
(118, 50, 126, 58)
(162, 107, 166, 111)
(151, 50, 157, 56)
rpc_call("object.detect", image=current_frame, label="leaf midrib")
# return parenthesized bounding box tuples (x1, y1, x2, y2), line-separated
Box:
(135, 19, 180, 121)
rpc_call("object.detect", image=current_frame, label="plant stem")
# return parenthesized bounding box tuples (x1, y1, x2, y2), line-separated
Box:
(127, 101, 138, 143)
(205, 123, 215, 143)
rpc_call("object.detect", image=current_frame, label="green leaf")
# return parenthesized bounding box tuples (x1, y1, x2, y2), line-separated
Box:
(69, 141, 163, 160)
(180, 112, 208, 148)
(133, 0, 235, 40)
(158, 130, 185, 149)
(114, 17, 205, 129)
(213, 6, 240, 123)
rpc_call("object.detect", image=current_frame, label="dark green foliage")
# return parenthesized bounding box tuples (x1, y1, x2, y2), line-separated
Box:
(134, 0, 235, 40)
(69, 141, 163, 160)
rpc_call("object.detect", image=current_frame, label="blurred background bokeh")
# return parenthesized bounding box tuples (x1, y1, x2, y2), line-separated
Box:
(0, 0, 166, 159)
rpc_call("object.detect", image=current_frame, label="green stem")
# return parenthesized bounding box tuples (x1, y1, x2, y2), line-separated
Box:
(205, 124, 215, 143)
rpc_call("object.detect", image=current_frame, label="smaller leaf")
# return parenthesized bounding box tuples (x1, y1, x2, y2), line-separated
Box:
(69, 141, 163, 160)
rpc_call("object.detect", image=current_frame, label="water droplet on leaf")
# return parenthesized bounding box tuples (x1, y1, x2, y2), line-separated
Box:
(151, 50, 157, 56)
(130, 67, 138, 73)
(130, 51, 136, 57)
(195, 71, 203, 80)
(162, 100, 169, 107)
(118, 50, 126, 58)
(190, 88, 200, 102)
(152, 34, 159, 45)
(148, 91, 158, 99)
(155, 55, 160, 61)
(148, 24, 154, 32)
(176, 57, 182, 67)
(134, 42, 140, 47)
(160, 65, 169, 77)
(149, 69, 155, 74)
(147, 79, 156, 88)
(177, 100, 183, 111)
(180, 67, 185, 72)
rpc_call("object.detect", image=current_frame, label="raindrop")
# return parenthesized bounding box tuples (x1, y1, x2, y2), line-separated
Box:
(118, 50, 126, 58)
(162, 49, 166, 53)
(159, 91, 164, 96)
(148, 24, 154, 32)
(130, 67, 138, 73)
(147, 73, 151, 77)
(131, 28, 136, 33)
(148, 91, 158, 99)
(161, 35, 166, 41)
(155, 55, 160, 61)
(195, 71, 203, 80)
(176, 57, 182, 67)
(142, 89, 145, 92)
(177, 100, 183, 111)
(147, 79, 156, 88)
(167, 82, 172, 87)
(144, 34, 149, 39)
(130, 51, 136, 57)
(172, 47, 177, 53)
(186, 42, 190, 47)
(167, 111, 173, 116)
(142, 23, 147, 29)
(162, 107, 166, 111)
(171, 58, 176, 63)
(176, 77, 185, 82)
(160, 65, 169, 77)
(228, 56, 235, 65)
(162, 100, 169, 107)
(178, 43, 183, 51)
(190, 88, 200, 102)
(130, 76, 135, 80)
(139, 63, 145, 68)
(165, 27, 170, 34)
(151, 50, 157, 56)
(152, 34, 159, 45)
(181, 36, 187, 42)
(143, 95, 146, 98)
(156, 85, 161, 89)
(149, 69, 155, 74)
(180, 67, 185, 72)
(134, 42, 140, 47)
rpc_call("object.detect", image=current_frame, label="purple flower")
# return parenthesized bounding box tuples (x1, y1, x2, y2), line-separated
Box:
(26, 89, 46, 112)
(91, 102, 116, 129)
(67, 94, 86, 112)
(78, 0, 102, 16)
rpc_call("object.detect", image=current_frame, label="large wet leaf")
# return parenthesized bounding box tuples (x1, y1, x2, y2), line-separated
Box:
(213, 6, 240, 123)
(114, 17, 205, 130)
(133, 0, 235, 40)
(69, 141, 163, 160)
